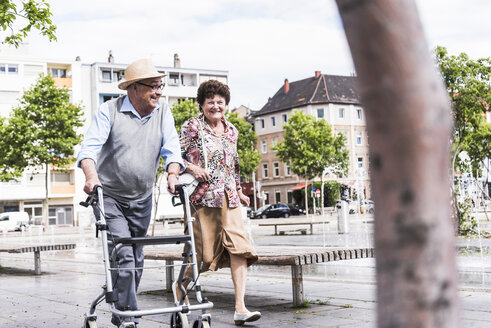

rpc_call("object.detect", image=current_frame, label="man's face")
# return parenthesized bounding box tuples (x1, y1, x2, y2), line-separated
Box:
(133, 77, 163, 112)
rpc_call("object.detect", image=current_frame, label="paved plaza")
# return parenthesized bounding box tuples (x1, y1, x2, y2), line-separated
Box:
(1, 216, 490, 327)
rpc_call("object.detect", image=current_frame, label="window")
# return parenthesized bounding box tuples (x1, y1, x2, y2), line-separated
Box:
(168, 73, 180, 86)
(101, 70, 112, 82)
(51, 172, 72, 185)
(113, 70, 123, 81)
(260, 119, 265, 129)
(275, 191, 281, 203)
(7, 64, 18, 74)
(356, 108, 363, 120)
(262, 163, 269, 178)
(272, 137, 278, 152)
(287, 191, 293, 204)
(356, 131, 362, 145)
(101, 68, 124, 82)
(24, 203, 43, 225)
(261, 140, 267, 154)
(338, 107, 345, 118)
(0, 63, 18, 75)
(282, 114, 288, 123)
(285, 163, 291, 176)
(48, 206, 73, 226)
(317, 108, 324, 119)
(50, 68, 67, 78)
(273, 162, 280, 177)
(271, 116, 276, 127)
(358, 157, 363, 169)
(265, 192, 270, 205)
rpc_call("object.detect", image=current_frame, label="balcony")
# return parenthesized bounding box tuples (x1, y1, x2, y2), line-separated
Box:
(53, 77, 72, 88)
(51, 184, 76, 195)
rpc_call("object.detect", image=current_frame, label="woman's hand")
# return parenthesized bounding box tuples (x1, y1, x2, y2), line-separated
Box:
(188, 163, 210, 182)
(238, 189, 250, 206)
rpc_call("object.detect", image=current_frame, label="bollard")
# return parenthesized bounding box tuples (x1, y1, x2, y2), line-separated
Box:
(337, 200, 349, 234)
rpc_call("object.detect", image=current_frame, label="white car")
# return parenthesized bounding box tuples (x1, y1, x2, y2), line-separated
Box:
(0, 211, 29, 232)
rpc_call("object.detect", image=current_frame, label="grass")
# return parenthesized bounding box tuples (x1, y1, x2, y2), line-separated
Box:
(296, 300, 311, 308)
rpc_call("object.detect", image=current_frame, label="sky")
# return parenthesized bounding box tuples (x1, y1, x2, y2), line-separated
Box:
(4, 0, 491, 110)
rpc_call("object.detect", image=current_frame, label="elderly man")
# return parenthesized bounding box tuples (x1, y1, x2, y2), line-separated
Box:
(77, 58, 183, 326)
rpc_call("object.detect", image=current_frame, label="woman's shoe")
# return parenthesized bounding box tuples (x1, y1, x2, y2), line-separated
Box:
(234, 311, 261, 326)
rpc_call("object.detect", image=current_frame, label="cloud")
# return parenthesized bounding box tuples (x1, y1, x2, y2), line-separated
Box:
(18, 0, 491, 110)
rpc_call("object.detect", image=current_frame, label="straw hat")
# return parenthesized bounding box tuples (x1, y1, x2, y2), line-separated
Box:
(118, 59, 166, 90)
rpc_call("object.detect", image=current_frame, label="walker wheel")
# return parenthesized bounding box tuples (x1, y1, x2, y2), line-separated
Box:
(171, 312, 190, 328)
(84, 319, 97, 328)
(192, 319, 210, 328)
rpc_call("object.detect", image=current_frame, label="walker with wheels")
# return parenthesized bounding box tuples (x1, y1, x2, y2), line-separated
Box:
(80, 184, 212, 328)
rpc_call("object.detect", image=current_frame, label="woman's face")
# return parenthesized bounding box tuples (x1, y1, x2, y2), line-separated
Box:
(201, 94, 226, 123)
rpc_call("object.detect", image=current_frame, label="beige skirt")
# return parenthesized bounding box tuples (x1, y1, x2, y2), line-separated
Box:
(187, 197, 258, 272)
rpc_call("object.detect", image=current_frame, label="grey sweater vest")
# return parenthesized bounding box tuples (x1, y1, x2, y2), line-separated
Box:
(96, 96, 163, 201)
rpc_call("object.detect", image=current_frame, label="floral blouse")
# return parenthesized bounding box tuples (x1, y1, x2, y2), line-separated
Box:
(180, 114, 241, 208)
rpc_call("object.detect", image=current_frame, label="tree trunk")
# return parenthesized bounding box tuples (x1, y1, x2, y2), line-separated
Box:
(451, 143, 463, 232)
(44, 163, 49, 229)
(304, 176, 309, 217)
(335, 0, 460, 327)
(321, 173, 325, 218)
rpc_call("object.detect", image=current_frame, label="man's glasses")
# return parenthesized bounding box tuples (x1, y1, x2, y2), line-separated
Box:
(136, 82, 165, 91)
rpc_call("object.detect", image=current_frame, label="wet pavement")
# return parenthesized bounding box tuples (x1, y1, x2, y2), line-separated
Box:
(1, 215, 491, 327)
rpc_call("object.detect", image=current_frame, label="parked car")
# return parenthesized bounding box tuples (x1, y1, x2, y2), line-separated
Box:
(0, 211, 29, 232)
(252, 203, 291, 219)
(245, 206, 253, 218)
(288, 205, 306, 216)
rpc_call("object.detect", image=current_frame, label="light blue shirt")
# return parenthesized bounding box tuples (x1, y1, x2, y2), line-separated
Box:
(77, 96, 184, 171)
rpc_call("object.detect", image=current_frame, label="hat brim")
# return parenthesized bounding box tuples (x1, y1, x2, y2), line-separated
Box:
(118, 73, 167, 90)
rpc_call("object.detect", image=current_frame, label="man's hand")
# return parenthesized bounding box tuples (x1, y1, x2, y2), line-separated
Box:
(167, 162, 181, 194)
(167, 173, 179, 194)
(84, 177, 102, 195)
(80, 159, 101, 194)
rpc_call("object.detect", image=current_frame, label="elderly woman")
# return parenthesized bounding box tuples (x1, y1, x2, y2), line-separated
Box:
(178, 80, 260, 325)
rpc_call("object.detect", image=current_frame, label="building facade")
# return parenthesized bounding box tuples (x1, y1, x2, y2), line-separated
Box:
(252, 71, 370, 207)
(0, 48, 228, 226)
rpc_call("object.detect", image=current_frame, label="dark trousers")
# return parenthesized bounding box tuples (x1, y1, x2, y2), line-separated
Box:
(94, 194, 152, 324)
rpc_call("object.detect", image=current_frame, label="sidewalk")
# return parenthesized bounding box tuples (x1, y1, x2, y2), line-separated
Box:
(1, 225, 490, 327)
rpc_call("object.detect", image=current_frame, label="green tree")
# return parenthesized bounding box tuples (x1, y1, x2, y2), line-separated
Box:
(463, 123, 491, 178)
(435, 46, 491, 231)
(171, 99, 200, 133)
(1, 0, 57, 47)
(274, 110, 348, 215)
(225, 112, 260, 178)
(435, 46, 491, 170)
(0, 74, 84, 225)
(292, 181, 341, 209)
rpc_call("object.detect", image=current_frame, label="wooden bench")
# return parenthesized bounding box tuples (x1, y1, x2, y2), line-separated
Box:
(0, 243, 76, 275)
(144, 245, 375, 306)
(258, 221, 331, 235)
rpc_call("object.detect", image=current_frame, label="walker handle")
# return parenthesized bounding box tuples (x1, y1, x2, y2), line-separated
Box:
(79, 185, 103, 207)
(172, 184, 186, 207)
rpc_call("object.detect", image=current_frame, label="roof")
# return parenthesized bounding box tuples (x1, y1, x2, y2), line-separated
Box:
(254, 74, 360, 116)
